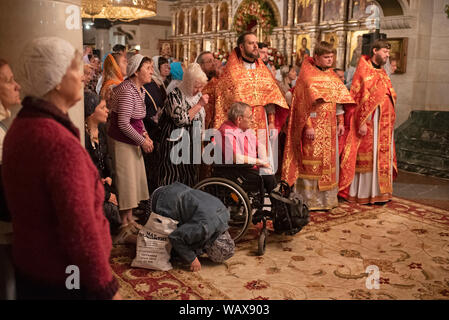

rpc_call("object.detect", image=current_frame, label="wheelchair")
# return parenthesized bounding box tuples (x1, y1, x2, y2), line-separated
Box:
(194, 164, 288, 255)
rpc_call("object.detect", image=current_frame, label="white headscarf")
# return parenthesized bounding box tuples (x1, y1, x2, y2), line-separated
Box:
(18, 37, 76, 98)
(178, 63, 208, 97)
(151, 55, 164, 87)
(126, 54, 145, 78)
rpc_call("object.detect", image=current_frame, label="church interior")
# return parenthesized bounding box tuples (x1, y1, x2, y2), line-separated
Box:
(0, 0, 448, 301)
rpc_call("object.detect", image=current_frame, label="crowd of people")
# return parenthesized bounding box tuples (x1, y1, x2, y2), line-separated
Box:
(0, 32, 397, 299)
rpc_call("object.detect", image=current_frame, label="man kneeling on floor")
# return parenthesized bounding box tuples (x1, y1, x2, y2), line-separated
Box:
(150, 182, 235, 271)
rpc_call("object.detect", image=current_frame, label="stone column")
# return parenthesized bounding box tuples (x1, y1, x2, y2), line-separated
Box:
(172, 10, 176, 36)
(312, 0, 320, 25)
(309, 31, 319, 56)
(95, 28, 110, 58)
(288, 0, 295, 26)
(339, 0, 348, 21)
(217, 4, 221, 32)
(228, 2, 233, 31)
(196, 39, 201, 57)
(183, 41, 188, 62)
(198, 8, 202, 34)
(0, 0, 84, 140)
(231, 35, 237, 49)
(212, 4, 217, 33)
(286, 32, 293, 65)
(202, 6, 206, 33)
(270, 33, 276, 48)
(292, 33, 297, 65)
(211, 38, 216, 53)
(184, 10, 188, 35)
(336, 30, 347, 69)
(187, 9, 192, 35)
(177, 11, 181, 35)
(277, 32, 285, 55)
(187, 39, 191, 62)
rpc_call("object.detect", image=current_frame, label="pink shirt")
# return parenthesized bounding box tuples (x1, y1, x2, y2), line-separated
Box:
(218, 120, 258, 167)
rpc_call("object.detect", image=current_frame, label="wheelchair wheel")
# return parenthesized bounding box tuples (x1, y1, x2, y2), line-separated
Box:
(194, 177, 252, 242)
(257, 228, 267, 256)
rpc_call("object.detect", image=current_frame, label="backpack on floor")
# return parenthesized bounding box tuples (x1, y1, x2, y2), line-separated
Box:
(270, 181, 309, 235)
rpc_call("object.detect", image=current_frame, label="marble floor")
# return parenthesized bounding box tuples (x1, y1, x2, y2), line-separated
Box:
(393, 170, 449, 210)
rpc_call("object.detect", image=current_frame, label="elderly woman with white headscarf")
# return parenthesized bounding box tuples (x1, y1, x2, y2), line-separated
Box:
(1, 37, 120, 300)
(157, 63, 209, 187)
(107, 54, 154, 244)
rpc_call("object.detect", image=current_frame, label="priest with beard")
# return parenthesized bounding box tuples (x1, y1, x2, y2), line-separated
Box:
(339, 40, 397, 204)
(208, 32, 289, 176)
(197, 51, 219, 130)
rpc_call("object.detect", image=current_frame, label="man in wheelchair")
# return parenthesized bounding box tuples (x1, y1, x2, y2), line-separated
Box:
(216, 101, 277, 195)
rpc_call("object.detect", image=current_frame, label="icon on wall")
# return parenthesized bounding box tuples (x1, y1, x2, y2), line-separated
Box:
(347, 30, 368, 69)
(297, 0, 313, 23)
(386, 37, 408, 74)
(322, 0, 344, 22)
(324, 32, 338, 49)
(159, 40, 173, 57)
(296, 34, 311, 67)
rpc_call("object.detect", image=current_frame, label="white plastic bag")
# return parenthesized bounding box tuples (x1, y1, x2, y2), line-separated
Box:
(131, 213, 178, 271)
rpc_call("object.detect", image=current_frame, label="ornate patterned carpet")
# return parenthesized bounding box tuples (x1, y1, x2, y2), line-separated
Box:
(110, 197, 449, 300)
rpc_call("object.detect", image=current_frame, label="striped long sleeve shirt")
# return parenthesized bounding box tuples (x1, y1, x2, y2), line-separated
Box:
(108, 79, 147, 146)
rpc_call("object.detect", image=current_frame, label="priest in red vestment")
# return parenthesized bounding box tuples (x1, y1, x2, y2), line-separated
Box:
(339, 40, 398, 204)
(208, 32, 289, 176)
(282, 41, 354, 210)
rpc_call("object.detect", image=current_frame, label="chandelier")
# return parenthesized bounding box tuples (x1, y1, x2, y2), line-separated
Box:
(81, 0, 157, 22)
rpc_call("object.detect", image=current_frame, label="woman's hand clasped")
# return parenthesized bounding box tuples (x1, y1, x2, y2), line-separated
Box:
(142, 136, 154, 153)
(102, 177, 112, 186)
(108, 193, 118, 206)
(199, 94, 209, 106)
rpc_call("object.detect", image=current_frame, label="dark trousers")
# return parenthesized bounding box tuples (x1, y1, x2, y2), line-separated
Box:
(0, 244, 16, 300)
(262, 174, 277, 194)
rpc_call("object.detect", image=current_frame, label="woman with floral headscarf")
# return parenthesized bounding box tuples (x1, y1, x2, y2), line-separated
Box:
(100, 52, 127, 102)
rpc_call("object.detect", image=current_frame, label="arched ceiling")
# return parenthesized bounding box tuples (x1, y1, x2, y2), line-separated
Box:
(376, 0, 404, 16)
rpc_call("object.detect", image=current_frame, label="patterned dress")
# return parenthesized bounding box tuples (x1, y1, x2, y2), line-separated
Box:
(157, 87, 204, 188)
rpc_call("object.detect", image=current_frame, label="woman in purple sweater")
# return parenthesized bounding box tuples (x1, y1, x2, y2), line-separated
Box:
(107, 54, 154, 244)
